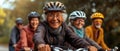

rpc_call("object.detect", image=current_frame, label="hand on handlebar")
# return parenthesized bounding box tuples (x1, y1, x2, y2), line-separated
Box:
(38, 44, 51, 51)
(106, 46, 119, 51)
(88, 46, 98, 51)
(13, 44, 17, 48)
(23, 47, 31, 51)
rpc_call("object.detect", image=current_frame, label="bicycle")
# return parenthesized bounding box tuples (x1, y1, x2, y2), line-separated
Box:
(51, 45, 88, 51)
(105, 46, 118, 51)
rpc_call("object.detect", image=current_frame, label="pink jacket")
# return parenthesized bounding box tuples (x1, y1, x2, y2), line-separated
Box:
(16, 25, 35, 51)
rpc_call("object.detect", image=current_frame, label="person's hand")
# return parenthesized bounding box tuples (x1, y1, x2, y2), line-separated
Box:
(23, 47, 31, 51)
(38, 44, 51, 51)
(88, 46, 98, 51)
(98, 48, 105, 51)
(13, 44, 17, 47)
(106, 49, 111, 51)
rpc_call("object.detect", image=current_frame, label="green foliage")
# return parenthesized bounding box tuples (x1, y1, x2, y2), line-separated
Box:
(0, 35, 9, 44)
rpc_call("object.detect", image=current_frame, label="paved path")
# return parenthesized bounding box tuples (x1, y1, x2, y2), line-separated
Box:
(0, 45, 8, 51)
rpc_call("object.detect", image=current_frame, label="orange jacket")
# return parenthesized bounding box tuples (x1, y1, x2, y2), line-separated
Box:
(85, 25, 109, 50)
(15, 25, 35, 51)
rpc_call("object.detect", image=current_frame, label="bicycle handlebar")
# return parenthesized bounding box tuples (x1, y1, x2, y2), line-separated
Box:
(51, 45, 88, 51)
(105, 46, 118, 51)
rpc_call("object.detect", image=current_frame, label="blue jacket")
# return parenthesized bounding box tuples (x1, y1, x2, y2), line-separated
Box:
(9, 26, 20, 46)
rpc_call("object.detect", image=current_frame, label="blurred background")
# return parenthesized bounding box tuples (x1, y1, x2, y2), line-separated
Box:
(0, 0, 120, 51)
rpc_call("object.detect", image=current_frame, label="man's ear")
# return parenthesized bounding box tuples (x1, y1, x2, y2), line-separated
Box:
(41, 14, 46, 21)
(62, 13, 68, 22)
(68, 19, 74, 25)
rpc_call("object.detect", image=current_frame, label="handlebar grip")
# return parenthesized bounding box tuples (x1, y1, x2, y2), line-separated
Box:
(20, 48, 33, 51)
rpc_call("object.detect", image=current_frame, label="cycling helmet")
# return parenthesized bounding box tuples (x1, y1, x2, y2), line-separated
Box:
(42, 1, 67, 21)
(69, 11, 86, 20)
(43, 1, 66, 13)
(28, 11, 40, 20)
(16, 17, 23, 24)
(91, 12, 104, 19)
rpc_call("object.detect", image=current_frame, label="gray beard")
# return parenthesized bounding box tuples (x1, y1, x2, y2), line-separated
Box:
(95, 25, 101, 29)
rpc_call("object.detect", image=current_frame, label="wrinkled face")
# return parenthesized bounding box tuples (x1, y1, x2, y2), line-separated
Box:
(92, 19, 103, 28)
(16, 23, 23, 30)
(46, 11, 63, 29)
(30, 18, 39, 29)
(73, 18, 85, 29)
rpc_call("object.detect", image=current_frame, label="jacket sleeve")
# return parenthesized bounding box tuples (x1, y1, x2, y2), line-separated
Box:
(65, 26, 91, 48)
(10, 27, 17, 44)
(101, 39, 110, 50)
(20, 29, 28, 47)
(85, 36, 102, 49)
(85, 27, 91, 38)
(84, 29, 102, 50)
(34, 25, 46, 46)
(100, 29, 110, 50)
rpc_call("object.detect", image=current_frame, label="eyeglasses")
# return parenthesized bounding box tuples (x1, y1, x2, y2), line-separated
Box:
(16, 23, 23, 25)
(47, 12, 62, 18)
(74, 19, 85, 22)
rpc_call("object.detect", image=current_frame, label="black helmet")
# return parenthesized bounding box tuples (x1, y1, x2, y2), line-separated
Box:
(15, 17, 23, 24)
(43, 1, 66, 13)
(28, 11, 40, 20)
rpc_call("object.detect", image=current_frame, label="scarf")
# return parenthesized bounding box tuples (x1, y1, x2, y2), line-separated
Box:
(72, 26, 84, 38)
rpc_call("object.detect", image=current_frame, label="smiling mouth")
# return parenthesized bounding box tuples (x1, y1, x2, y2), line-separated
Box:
(31, 23, 38, 26)
(51, 22, 59, 25)
(51, 21, 59, 24)
(77, 23, 82, 26)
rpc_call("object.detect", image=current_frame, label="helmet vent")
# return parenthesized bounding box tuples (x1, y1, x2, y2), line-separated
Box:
(76, 12, 80, 16)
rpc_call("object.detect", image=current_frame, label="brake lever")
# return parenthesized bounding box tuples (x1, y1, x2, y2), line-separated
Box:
(75, 48, 88, 51)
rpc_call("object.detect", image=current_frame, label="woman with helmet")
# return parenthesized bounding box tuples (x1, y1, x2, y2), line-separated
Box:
(85, 12, 110, 50)
(34, 1, 97, 51)
(15, 11, 40, 51)
(69, 11, 104, 51)
(9, 17, 23, 51)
